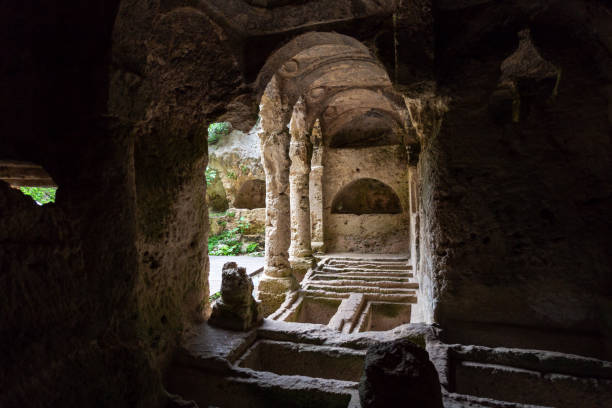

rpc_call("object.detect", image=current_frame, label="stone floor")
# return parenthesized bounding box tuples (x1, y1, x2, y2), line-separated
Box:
(270, 254, 418, 333)
(171, 254, 612, 408)
(169, 319, 612, 408)
(209, 255, 264, 295)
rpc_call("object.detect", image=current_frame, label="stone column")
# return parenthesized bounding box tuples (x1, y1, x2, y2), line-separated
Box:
(288, 98, 314, 281)
(309, 119, 325, 253)
(257, 76, 298, 316)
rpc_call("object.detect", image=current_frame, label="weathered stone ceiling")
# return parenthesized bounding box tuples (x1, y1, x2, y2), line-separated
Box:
(244, 0, 312, 8)
(200, 0, 394, 36)
(322, 89, 405, 147)
(258, 32, 413, 146)
(198, 0, 395, 81)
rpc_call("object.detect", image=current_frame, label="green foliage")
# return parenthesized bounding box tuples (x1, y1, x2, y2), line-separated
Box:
(240, 165, 249, 174)
(208, 218, 262, 256)
(227, 212, 235, 218)
(19, 187, 57, 205)
(208, 227, 242, 255)
(238, 216, 249, 232)
(207, 122, 231, 144)
(226, 170, 237, 180)
(209, 291, 221, 302)
(205, 167, 217, 186)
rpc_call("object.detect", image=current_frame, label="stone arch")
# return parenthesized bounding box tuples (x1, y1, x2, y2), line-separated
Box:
(331, 178, 402, 215)
(234, 179, 266, 209)
(256, 32, 414, 147)
(256, 31, 414, 313)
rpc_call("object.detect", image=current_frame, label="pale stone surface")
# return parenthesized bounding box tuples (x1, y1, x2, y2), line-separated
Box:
(310, 119, 326, 253)
(323, 145, 411, 253)
(256, 76, 298, 316)
(208, 262, 263, 331)
(208, 124, 265, 209)
(288, 97, 314, 278)
(271, 255, 418, 333)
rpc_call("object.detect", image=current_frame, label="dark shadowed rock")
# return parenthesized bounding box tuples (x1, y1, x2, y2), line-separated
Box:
(208, 262, 263, 331)
(359, 338, 443, 408)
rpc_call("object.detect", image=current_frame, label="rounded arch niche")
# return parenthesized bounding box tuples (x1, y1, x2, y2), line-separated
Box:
(234, 179, 266, 209)
(332, 178, 402, 215)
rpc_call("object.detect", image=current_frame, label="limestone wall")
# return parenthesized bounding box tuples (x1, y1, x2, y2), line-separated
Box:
(322, 145, 410, 254)
(208, 126, 265, 209)
(421, 2, 612, 359)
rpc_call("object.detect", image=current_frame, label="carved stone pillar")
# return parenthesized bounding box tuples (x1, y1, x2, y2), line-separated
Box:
(257, 76, 297, 316)
(309, 119, 325, 253)
(288, 98, 313, 281)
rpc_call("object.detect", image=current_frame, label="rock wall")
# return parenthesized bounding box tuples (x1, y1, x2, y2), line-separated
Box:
(1, 0, 611, 406)
(323, 145, 410, 254)
(111, 0, 245, 373)
(208, 125, 265, 209)
(0, 0, 245, 406)
(0, 1, 158, 405)
(419, 1, 612, 359)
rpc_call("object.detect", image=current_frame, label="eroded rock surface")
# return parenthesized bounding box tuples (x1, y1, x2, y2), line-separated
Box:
(359, 339, 443, 408)
(209, 262, 263, 331)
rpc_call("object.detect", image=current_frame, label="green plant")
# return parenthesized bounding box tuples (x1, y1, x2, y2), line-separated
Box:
(227, 212, 235, 218)
(205, 167, 217, 186)
(238, 217, 250, 234)
(240, 165, 249, 174)
(207, 122, 231, 144)
(209, 291, 221, 302)
(208, 227, 242, 255)
(19, 187, 57, 205)
(226, 170, 237, 180)
(208, 218, 258, 256)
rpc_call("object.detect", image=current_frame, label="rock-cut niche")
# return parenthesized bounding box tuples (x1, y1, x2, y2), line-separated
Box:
(233, 179, 266, 209)
(332, 178, 401, 215)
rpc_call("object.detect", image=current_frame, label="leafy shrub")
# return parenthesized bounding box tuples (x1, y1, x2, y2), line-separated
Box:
(208, 218, 262, 256)
(19, 187, 56, 205)
(209, 291, 221, 302)
(208, 227, 242, 255)
(208, 122, 231, 144)
(226, 170, 237, 180)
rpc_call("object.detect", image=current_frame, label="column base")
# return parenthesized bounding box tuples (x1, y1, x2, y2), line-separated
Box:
(311, 241, 325, 253)
(289, 256, 315, 283)
(257, 275, 298, 317)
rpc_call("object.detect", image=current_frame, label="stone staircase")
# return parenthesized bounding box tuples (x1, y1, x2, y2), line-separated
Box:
(271, 255, 419, 333)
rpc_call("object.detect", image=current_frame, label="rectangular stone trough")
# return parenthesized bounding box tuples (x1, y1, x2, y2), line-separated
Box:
(284, 296, 343, 325)
(236, 340, 366, 382)
(355, 301, 412, 332)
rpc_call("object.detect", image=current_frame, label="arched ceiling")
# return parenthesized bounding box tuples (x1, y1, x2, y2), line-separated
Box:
(244, 0, 312, 8)
(257, 32, 413, 148)
(321, 89, 404, 147)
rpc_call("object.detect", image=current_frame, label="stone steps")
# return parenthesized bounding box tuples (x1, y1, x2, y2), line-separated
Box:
(272, 254, 419, 334)
(305, 283, 418, 296)
(320, 266, 412, 275)
(327, 261, 410, 269)
(312, 274, 413, 282)
(307, 278, 418, 289)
